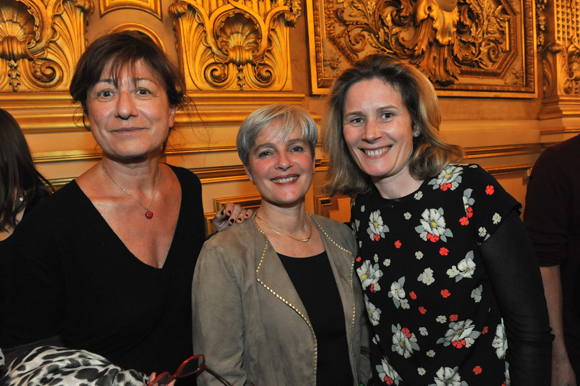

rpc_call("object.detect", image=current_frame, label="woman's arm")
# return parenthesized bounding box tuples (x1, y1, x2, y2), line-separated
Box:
(479, 210, 553, 386)
(192, 241, 247, 386)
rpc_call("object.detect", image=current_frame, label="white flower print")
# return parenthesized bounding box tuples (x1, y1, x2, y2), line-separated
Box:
(419, 327, 428, 336)
(414, 191, 423, 200)
(372, 334, 380, 344)
(364, 294, 382, 326)
(436, 315, 447, 324)
(352, 219, 360, 233)
(415, 251, 424, 260)
(426, 350, 436, 357)
(418, 268, 435, 286)
(400, 298, 410, 309)
(429, 165, 463, 191)
(463, 188, 475, 211)
(388, 277, 408, 309)
(478, 227, 487, 237)
(384, 259, 391, 267)
(374, 254, 379, 262)
(471, 285, 483, 303)
(493, 320, 508, 359)
(415, 208, 453, 243)
(470, 165, 478, 168)
(404, 212, 412, 220)
(357, 261, 383, 292)
(492, 213, 502, 225)
(418, 368, 426, 376)
(391, 324, 420, 358)
(504, 363, 511, 386)
(361, 205, 365, 212)
(376, 356, 402, 385)
(359, 240, 362, 248)
(368, 210, 388, 241)
(429, 366, 468, 386)
(447, 251, 476, 282)
(436, 319, 481, 349)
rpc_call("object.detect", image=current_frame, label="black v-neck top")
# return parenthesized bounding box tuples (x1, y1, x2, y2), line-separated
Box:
(0, 165, 205, 382)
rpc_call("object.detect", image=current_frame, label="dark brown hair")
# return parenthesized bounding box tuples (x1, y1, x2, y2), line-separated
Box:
(0, 108, 54, 232)
(70, 31, 186, 135)
(323, 54, 464, 197)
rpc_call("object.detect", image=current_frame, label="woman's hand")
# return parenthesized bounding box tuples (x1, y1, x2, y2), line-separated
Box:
(146, 372, 176, 386)
(211, 203, 253, 232)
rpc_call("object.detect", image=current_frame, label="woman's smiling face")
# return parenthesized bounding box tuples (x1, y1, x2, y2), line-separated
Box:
(244, 123, 315, 208)
(86, 59, 177, 161)
(343, 77, 417, 189)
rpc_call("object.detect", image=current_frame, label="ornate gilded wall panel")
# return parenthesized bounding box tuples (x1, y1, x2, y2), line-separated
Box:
(169, 0, 301, 91)
(0, 0, 92, 93)
(307, 0, 536, 97)
(99, 0, 161, 19)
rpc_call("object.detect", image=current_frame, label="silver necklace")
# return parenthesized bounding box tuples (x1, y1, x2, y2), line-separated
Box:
(100, 161, 161, 219)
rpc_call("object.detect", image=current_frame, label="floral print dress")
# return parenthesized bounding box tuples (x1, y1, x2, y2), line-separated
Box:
(351, 165, 520, 386)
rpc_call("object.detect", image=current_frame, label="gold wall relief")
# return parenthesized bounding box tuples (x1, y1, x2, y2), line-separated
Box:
(307, 0, 537, 97)
(169, 0, 301, 91)
(0, 0, 93, 92)
(539, 0, 580, 121)
(99, 0, 161, 19)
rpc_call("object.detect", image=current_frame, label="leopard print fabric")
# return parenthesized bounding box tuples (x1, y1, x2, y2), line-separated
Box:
(0, 346, 146, 386)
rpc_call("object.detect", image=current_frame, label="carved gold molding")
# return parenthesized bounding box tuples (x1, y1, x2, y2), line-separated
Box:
(0, 0, 93, 92)
(99, 0, 161, 19)
(307, 0, 536, 97)
(169, 0, 301, 91)
(109, 23, 166, 51)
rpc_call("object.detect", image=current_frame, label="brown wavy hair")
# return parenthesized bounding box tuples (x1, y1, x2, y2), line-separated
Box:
(0, 108, 54, 232)
(323, 55, 464, 197)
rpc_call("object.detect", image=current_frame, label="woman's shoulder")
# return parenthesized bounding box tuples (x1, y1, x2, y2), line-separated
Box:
(166, 164, 201, 187)
(203, 219, 263, 252)
(309, 214, 356, 250)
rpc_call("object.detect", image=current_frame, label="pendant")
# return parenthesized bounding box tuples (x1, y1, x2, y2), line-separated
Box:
(145, 211, 154, 219)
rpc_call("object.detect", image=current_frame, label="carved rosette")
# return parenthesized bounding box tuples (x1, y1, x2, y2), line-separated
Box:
(0, 0, 93, 92)
(170, 0, 301, 91)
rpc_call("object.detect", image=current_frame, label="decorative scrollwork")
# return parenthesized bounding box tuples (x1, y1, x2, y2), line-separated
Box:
(170, 0, 300, 91)
(325, 0, 513, 85)
(0, 0, 92, 92)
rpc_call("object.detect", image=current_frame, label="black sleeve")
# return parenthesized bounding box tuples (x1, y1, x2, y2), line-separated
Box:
(479, 210, 553, 386)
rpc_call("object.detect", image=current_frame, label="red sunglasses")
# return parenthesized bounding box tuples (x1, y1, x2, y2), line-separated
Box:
(148, 354, 233, 386)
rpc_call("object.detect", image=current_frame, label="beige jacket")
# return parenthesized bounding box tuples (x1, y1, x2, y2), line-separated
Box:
(192, 213, 371, 386)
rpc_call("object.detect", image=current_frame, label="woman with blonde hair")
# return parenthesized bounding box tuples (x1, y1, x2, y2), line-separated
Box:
(323, 54, 553, 386)
(192, 103, 371, 386)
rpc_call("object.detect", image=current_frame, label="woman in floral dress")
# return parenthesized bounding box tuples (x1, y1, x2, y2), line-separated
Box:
(323, 55, 553, 386)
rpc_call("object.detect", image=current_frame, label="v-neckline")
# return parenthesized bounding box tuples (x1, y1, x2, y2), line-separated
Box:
(72, 167, 184, 270)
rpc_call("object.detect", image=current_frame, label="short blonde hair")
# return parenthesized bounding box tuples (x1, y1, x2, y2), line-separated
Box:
(237, 104, 318, 165)
(323, 55, 464, 197)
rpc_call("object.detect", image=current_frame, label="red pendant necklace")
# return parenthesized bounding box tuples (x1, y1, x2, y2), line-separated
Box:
(100, 161, 161, 219)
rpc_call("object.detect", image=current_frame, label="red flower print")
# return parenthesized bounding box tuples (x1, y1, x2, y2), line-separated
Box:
(459, 217, 469, 226)
(401, 327, 412, 338)
(356, 257, 361, 262)
(441, 289, 451, 298)
(386, 377, 394, 385)
(439, 247, 449, 256)
(373, 234, 381, 241)
(450, 314, 458, 321)
(419, 306, 427, 314)
(482, 326, 489, 334)
(466, 206, 473, 218)
(370, 284, 376, 293)
(427, 234, 440, 242)
(486, 185, 495, 195)
(395, 240, 402, 248)
(452, 339, 466, 348)
(410, 291, 417, 300)
(440, 183, 452, 191)
(473, 366, 482, 375)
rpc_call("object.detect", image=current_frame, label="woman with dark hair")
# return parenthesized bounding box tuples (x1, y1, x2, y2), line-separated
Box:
(0, 31, 248, 386)
(0, 108, 53, 241)
(323, 55, 553, 386)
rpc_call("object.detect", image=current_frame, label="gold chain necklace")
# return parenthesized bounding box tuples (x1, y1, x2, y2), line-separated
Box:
(100, 161, 161, 219)
(256, 213, 312, 242)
